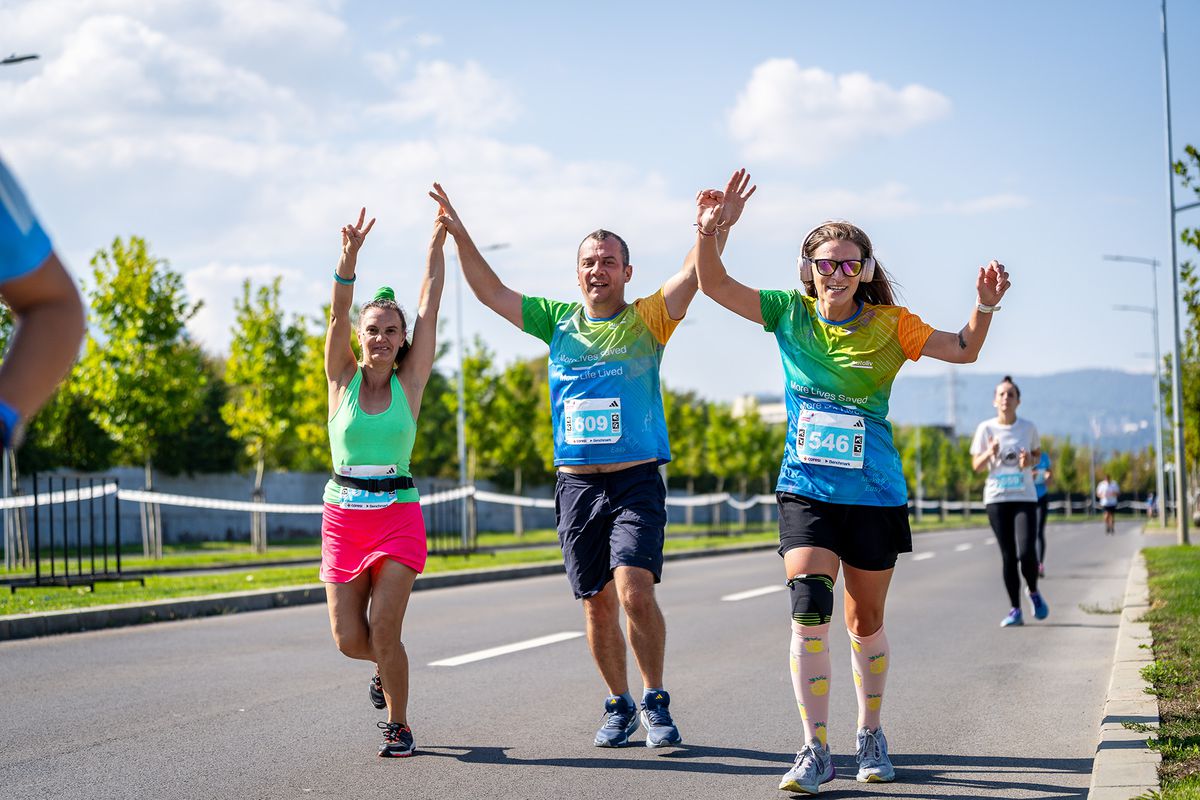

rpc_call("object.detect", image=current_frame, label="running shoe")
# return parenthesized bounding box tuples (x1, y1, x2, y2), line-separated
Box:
(1029, 590, 1050, 620)
(778, 739, 835, 794)
(1000, 607, 1024, 627)
(369, 669, 386, 710)
(640, 690, 682, 747)
(854, 726, 895, 783)
(377, 721, 415, 758)
(594, 694, 639, 747)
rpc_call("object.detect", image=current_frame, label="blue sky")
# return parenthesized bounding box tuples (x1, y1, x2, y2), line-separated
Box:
(2, 0, 1198, 403)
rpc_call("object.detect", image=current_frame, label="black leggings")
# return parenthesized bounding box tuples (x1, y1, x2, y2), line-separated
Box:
(1035, 495, 1049, 563)
(987, 502, 1040, 608)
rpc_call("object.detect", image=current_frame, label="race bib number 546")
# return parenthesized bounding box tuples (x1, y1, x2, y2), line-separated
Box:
(564, 397, 622, 445)
(796, 408, 865, 469)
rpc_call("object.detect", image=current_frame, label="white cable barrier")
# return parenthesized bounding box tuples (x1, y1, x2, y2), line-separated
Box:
(0, 481, 119, 511)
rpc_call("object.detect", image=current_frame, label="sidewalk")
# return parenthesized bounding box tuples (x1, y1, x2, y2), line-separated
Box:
(1088, 546, 1162, 799)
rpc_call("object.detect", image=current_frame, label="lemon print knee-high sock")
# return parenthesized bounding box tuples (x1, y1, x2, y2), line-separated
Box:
(789, 621, 831, 747)
(848, 625, 890, 731)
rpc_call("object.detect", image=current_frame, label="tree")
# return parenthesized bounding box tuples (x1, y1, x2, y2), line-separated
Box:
(664, 386, 707, 524)
(485, 357, 544, 536)
(1055, 438, 1080, 517)
(704, 403, 739, 528)
(220, 278, 305, 552)
(289, 309, 334, 473)
(78, 237, 205, 558)
(1168, 143, 1200, 520)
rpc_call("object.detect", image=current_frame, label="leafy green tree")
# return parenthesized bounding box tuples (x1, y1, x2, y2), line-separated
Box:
(483, 357, 544, 536)
(444, 336, 500, 483)
(288, 311, 333, 473)
(220, 279, 305, 552)
(664, 386, 707, 524)
(78, 236, 204, 558)
(704, 403, 739, 528)
(1055, 438, 1080, 517)
(156, 353, 238, 475)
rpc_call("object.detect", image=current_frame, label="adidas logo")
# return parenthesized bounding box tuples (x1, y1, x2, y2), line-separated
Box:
(609, 400, 619, 408)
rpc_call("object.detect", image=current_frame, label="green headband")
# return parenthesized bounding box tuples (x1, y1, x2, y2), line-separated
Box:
(371, 286, 396, 302)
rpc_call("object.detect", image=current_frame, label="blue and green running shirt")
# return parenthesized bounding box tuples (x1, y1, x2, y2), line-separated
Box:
(761, 290, 934, 506)
(523, 289, 680, 466)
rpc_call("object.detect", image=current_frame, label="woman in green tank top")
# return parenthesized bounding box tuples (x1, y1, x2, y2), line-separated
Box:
(321, 197, 450, 758)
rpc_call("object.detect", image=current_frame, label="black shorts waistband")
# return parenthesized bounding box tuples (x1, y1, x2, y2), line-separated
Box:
(331, 473, 415, 492)
(555, 461, 660, 484)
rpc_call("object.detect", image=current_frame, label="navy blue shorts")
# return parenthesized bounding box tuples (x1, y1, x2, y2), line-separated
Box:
(777, 492, 912, 572)
(554, 462, 667, 599)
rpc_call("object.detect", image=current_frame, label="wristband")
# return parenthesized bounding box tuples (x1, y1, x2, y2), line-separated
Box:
(976, 302, 1000, 313)
(0, 398, 21, 450)
(333, 271, 356, 286)
(693, 223, 717, 237)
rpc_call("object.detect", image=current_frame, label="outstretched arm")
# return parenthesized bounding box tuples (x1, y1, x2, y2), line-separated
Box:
(429, 183, 523, 329)
(399, 215, 448, 415)
(693, 182, 765, 325)
(920, 260, 1011, 363)
(325, 208, 374, 384)
(0, 253, 85, 442)
(663, 168, 757, 320)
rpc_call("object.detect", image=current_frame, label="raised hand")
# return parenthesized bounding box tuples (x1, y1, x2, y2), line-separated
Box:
(1018, 448, 1030, 468)
(977, 260, 1010, 306)
(429, 182, 466, 239)
(341, 207, 375, 259)
(716, 168, 757, 228)
(696, 189, 723, 234)
(988, 435, 1000, 459)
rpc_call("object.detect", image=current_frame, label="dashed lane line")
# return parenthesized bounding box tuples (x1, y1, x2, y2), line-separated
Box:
(721, 585, 785, 602)
(428, 632, 584, 667)
(911, 552, 936, 561)
(955, 543, 973, 552)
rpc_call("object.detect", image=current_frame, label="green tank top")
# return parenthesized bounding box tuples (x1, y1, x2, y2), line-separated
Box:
(323, 369, 420, 505)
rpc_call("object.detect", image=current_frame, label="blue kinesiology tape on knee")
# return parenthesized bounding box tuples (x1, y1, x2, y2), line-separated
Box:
(787, 574, 835, 626)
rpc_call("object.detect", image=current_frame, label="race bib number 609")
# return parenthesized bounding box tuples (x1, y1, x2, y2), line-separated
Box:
(564, 397, 622, 445)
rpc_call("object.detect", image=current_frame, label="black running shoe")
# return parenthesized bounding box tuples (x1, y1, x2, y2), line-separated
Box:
(369, 670, 386, 710)
(378, 721, 415, 758)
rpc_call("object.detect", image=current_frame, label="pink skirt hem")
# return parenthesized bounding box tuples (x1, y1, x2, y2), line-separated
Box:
(320, 501, 427, 583)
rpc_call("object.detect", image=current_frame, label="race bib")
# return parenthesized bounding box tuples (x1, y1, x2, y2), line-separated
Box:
(564, 397, 622, 445)
(988, 468, 1027, 496)
(336, 464, 398, 510)
(795, 408, 865, 469)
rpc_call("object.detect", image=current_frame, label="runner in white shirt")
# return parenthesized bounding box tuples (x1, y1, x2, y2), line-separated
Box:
(1096, 475, 1120, 534)
(971, 376, 1047, 627)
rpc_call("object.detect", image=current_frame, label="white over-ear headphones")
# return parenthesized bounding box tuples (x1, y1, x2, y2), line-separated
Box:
(797, 220, 876, 283)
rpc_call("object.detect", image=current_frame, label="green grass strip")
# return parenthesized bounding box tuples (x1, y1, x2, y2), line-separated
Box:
(1138, 546, 1200, 799)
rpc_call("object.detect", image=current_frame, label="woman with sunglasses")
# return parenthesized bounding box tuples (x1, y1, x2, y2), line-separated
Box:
(693, 188, 1009, 795)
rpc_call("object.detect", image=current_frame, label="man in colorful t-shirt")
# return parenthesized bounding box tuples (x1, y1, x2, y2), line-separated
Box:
(428, 174, 754, 748)
(0, 155, 85, 448)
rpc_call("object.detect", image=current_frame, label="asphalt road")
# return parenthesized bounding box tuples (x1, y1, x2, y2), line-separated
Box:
(0, 519, 1154, 799)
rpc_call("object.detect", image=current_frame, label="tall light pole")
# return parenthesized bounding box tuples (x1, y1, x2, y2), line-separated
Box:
(1160, 0, 1195, 544)
(1112, 300, 1167, 528)
(452, 242, 508, 545)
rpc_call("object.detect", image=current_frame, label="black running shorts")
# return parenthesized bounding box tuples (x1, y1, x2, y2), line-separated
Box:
(776, 491, 912, 571)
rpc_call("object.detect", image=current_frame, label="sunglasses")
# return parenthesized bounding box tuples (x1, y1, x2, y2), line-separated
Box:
(801, 257, 876, 277)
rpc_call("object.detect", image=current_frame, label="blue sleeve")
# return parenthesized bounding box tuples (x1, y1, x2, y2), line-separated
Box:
(0, 159, 53, 284)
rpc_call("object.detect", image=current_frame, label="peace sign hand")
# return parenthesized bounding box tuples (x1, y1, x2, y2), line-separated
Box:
(341, 207, 375, 260)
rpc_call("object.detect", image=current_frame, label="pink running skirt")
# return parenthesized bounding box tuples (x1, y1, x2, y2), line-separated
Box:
(320, 501, 427, 583)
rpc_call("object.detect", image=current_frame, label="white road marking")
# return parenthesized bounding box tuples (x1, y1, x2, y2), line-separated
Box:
(955, 543, 973, 552)
(984, 537, 997, 545)
(722, 585, 785, 602)
(428, 632, 584, 667)
(911, 552, 936, 561)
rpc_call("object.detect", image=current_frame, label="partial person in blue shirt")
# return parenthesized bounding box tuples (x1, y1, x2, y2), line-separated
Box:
(0, 156, 85, 448)
(1032, 450, 1051, 576)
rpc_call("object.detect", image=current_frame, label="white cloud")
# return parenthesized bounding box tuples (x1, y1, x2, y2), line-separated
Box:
(185, 262, 322, 350)
(414, 33, 443, 48)
(728, 59, 951, 165)
(367, 60, 519, 132)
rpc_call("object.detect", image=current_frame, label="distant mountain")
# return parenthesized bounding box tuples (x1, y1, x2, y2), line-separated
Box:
(888, 369, 1160, 451)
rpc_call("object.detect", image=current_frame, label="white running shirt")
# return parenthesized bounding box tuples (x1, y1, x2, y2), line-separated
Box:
(970, 417, 1040, 504)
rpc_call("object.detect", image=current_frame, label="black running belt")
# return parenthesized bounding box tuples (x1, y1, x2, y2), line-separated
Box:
(331, 473, 415, 492)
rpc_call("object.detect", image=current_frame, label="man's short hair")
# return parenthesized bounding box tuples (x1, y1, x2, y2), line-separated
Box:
(578, 229, 630, 267)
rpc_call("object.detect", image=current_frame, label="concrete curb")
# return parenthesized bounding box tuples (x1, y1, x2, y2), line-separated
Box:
(1087, 549, 1161, 800)
(0, 542, 776, 642)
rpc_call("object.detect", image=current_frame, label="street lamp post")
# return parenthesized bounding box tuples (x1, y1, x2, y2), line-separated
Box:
(1160, 0, 1196, 544)
(1112, 300, 1167, 528)
(452, 242, 509, 547)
